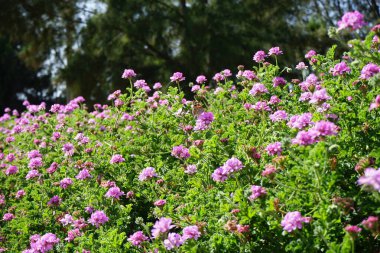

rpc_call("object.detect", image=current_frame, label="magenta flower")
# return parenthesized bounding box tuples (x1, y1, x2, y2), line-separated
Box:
(182, 225, 201, 240)
(262, 164, 277, 177)
(154, 199, 166, 207)
(153, 82, 162, 89)
(194, 112, 214, 131)
(122, 69, 136, 79)
(28, 150, 42, 159)
(110, 154, 125, 164)
(28, 157, 43, 169)
(253, 50, 266, 63)
(310, 121, 339, 136)
(273, 77, 286, 87)
(62, 143, 74, 156)
(291, 130, 319, 146)
(59, 214, 74, 226)
(105, 186, 124, 199)
(269, 95, 281, 104)
(305, 50, 317, 59)
(213, 73, 224, 82)
(27, 233, 60, 253)
(138, 167, 157, 181)
(88, 210, 109, 228)
(358, 167, 380, 192)
(253, 101, 271, 111)
(5, 165, 18, 175)
(287, 113, 313, 129)
(369, 95, 380, 111)
(360, 63, 380, 80)
(65, 229, 82, 242)
(281, 211, 311, 232)
(330, 62, 351, 76)
(128, 231, 149, 247)
(337, 11, 365, 31)
(47, 195, 61, 207)
(268, 47, 283, 56)
(191, 85, 201, 92)
(269, 110, 288, 122)
(296, 62, 307, 70)
(362, 216, 379, 231)
(170, 72, 185, 82)
(249, 185, 267, 200)
(75, 169, 91, 180)
(26, 169, 40, 180)
(299, 74, 319, 91)
(211, 167, 229, 182)
(3, 213, 15, 221)
(249, 83, 268, 96)
(223, 157, 244, 174)
(134, 79, 147, 88)
(16, 189, 26, 199)
(151, 217, 175, 238)
(309, 89, 331, 104)
(265, 142, 282, 156)
(171, 145, 190, 159)
(196, 75, 207, 84)
(164, 233, 184, 250)
(60, 178, 73, 189)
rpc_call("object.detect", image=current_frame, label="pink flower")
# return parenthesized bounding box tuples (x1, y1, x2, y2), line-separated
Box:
(358, 167, 380, 192)
(62, 143, 74, 156)
(305, 50, 317, 59)
(154, 199, 166, 207)
(309, 88, 331, 104)
(196, 75, 207, 84)
(273, 77, 286, 87)
(182, 225, 201, 240)
(268, 47, 283, 56)
(296, 62, 307, 70)
(337, 11, 365, 31)
(330, 62, 351, 76)
(59, 214, 74, 226)
(138, 167, 157, 181)
(134, 79, 147, 88)
(249, 83, 268, 96)
(3, 213, 15, 221)
(28, 157, 43, 169)
(122, 69, 136, 79)
(262, 164, 276, 177)
(310, 121, 339, 136)
(291, 130, 319, 146)
(242, 70, 256, 80)
(185, 164, 197, 174)
(266, 142, 282, 156)
(269, 110, 288, 122)
(27, 233, 60, 253)
(75, 169, 91, 180)
(164, 233, 183, 250)
(194, 112, 214, 131)
(65, 229, 82, 242)
(370, 95, 380, 111)
(5, 165, 18, 175)
(345, 225, 362, 233)
(171, 145, 190, 159)
(362, 216, 379, 231)
(153, 82, 162, 89)
(211, 167, 229, 182)
(281, 211, 311, 232)
(213, 73, 224, 82)
(249, 185, 267, 200)
(88, 210, 109, 228)
(223, 157, 244, 174)
(253, 101, 271, 111)
(170, 72, 185, 82)
(287, 113, 313, 129)
(191, 85, 201, 92)
(47, 195, 61, 206)
(60, 178, 73, 189)
(110, 154, 125, 164)
(360, 63, 380, 80)
(128, 231, 149, 247)
(237, 224, 250, 233)
(16, 189, 26, 199)
(151, 217, 175, 238)
(26, 169, 40, 180)
(105, 186, 124, 199)
(253, 50, 266, 63)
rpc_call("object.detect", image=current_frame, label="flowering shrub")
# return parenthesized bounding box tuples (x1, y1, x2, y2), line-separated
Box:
(1, 11, 380, 252)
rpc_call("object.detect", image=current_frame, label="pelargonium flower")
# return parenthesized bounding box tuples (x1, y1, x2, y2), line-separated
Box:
(305, 50, 317, 59)
(358, 167, 380, 192)
(287, 113, 313, 129)
(185, 164, 197, 174)
(310, 121, 339, 136)
(62, 143, 74, 156)
(253, 50, 266, 63)
(213, 73, 224, 82)
(249, 83, 268, 96)
(369, 95, 380, 111)
(26, 169, 40, 180)
(265, 142, 282, 156)
(170, 72, 185, 82)
(360, 63, 380, 80)
(269, 110, 288, 122)
(164, 233, 184, 250)
(16, 189, 26, 199)
(153, 82, 162, 89)
(337, 11, 365, 31)
(222, 69, 232, 77)
(291, 130, 319, 146)
(211, 167, 229, 182)
(345, 225, 362, 234)
(3, 213, 15, 221)
(330, 62, 351, 76)
(28, 157, 43, 169)
(5, 165, 18, 175)
(47, 195, 61, 206)
(110, 154, 125, 164)
(75, 169, 91, 180)
(122, 69, 136, 79)
(138, 167, 157, 181)
(105, 186, 124, 199)
(262, 164, 277, 177)
(269, 95, 281, 104)
(151, 217, 175, 238)
(182, 225, 201, 240)
(237, 224, 250, 233)
(28, 150, 42, 159)
(309, 89, 331, 104)
(242, 70, 256, 80)
(361, 216, 379, 231)
(196, 75, 207, 84)
(128, 231, 149, 247)
(296, 62, 307, 70)
(273, 77, 286, 87)
(191, 85, 201, 92)
(27, 233, 60, 253)
(249, 185, 267, 200)
(154, 199, 166, 207)
(171, 145, 190, 159)
(134, 79, 148, 88)
(223, 157, 244, 173)
(59, 214, 74, 226)
(253, 101, 271, 111)
(299, 73, 319, 91)
(268, 47, 283, 56)
(299, 92, 312, 102)
(281, 211, 311, 232)
(65, 229, 82, 242)
(60, 178, 73, 189)
(88, 210, 109, 228)
(194, 112, 214, 131)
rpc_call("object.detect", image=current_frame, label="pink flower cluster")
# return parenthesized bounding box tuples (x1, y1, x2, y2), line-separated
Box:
(337, 11, 365, 31)
(358, 167, 380, 192)
(281, 211, 311, 232)
(22, 233, 60, 253)
(194, 112, 214, 131)
(171, 145, 190, 159)
(212, 157, 244, 182)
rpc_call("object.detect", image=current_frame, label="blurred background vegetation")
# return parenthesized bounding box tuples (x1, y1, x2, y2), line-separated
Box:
(0, 0, 379, 111)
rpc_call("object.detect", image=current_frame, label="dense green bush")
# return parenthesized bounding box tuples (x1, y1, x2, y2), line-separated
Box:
(1, 11, 380, 253)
